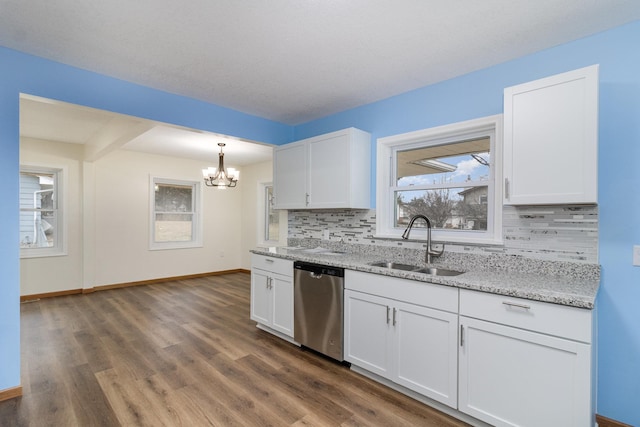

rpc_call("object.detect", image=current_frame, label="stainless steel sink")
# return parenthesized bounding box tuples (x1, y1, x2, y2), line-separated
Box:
(369, 261, 463, 276)
(369, 261, 419, 271)
(413, 267, 463, 276)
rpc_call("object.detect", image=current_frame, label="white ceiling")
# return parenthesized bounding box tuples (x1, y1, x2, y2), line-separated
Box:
(3, 1, 640, 126)
(19, 95, 274, 166)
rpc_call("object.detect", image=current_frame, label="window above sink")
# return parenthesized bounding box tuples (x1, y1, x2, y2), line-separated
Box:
(376, 115, 503, 246)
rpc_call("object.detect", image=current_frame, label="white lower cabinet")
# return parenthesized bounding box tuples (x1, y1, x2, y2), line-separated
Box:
(250, 255, 294, 337)
(344, 291, 392, 376)
(344, 273, 595, 427)
(394, 300, 459, 406)
(344, 271, 459, 408)
(459, 290, 594, 427)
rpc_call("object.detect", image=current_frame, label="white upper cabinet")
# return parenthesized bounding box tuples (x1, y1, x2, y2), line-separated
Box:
(503, 65, 599, 205)
(273, 128, 371, 209)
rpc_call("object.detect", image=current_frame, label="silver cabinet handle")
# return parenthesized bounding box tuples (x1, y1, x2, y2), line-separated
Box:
(268, 277, 273, 289)
(502, 301, 531, 310)
(265, 258, 275, 263)
(460, 324, 464, 347)
(392, 307, 397, 326)
(386, 306, 390, 324)
(305, 193, 309, 206)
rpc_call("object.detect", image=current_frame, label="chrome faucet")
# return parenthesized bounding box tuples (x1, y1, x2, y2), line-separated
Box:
(401, 214, 445, 264)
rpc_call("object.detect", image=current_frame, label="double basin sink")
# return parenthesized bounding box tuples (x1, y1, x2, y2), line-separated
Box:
(369, 261, 463, 277)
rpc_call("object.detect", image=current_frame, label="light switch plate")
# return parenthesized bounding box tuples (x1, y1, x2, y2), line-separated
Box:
(634, 245, 640, 267)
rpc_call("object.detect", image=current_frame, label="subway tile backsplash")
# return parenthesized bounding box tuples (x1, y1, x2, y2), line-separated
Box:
(288, 205, 598, 263)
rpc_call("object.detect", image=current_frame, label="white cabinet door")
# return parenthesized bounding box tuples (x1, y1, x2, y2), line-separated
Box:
(273, 141, 307, 209)
(393, 301, 459, 408)
(344, 290, 392, 378)
(271, 275, 294, 336)
(459, 316, 592, 427)
(308, 133, 351, 208)
(503, 65, 598, 205)
(250, 269, 271, 326)
(250, 255, 294, 339)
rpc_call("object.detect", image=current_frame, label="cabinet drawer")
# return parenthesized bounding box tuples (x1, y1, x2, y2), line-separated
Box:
(345, 270, 458, 313)
(251, 254, 293, 277)
(459, 289, 592, 343)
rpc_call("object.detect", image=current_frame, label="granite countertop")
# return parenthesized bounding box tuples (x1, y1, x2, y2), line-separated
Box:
(251, 246, 600, 309)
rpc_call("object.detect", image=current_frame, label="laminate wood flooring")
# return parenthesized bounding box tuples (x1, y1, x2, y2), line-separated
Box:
(0, 272, 470, 427)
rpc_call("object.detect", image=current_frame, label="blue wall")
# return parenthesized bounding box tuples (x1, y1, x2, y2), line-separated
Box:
(2, 19, 640, 425)
(294, 21, 640, 425)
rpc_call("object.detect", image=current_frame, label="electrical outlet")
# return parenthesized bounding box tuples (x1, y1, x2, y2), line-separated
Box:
(633, 245, 640, 267)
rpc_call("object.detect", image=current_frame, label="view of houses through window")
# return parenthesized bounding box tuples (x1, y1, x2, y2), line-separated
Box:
(19, 167, 61, 255)
(394, 137, 490, 232)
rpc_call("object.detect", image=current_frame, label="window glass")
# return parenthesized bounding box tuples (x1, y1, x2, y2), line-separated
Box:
(395, 137, 490, 232)
(396, 138, 490, 187)
(20, 169, 60, 253)
(151, 178, 201, 249)
(20, 172, 56, 248)
(396, 186, 488, 230)
(154, 183, 194, 242)
(265, 185, 279, 242)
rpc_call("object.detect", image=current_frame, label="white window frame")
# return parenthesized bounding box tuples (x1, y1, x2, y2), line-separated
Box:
(20, 164, 67, 258)
(150, 176, 202, 250)
(257, 181, 287, 247)
(376, 115, 503, 245)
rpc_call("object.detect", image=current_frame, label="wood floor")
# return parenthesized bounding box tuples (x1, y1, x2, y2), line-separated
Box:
(0, 272, 470, 427)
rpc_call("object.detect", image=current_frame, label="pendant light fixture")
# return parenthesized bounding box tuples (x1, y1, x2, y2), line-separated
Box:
(202, 142, 239, 189)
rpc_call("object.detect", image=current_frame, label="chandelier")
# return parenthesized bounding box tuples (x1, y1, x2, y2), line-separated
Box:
(202, 143, 239, 188)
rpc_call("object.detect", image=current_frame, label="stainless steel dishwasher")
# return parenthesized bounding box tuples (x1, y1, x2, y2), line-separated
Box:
(294, 261, 344, 361)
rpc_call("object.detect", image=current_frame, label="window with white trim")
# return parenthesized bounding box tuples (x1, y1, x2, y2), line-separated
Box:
(150, 177, 202, 250)
(376, 115, 503, 245)
(257, 182, 286, 246)
(20, 166, 65, 258)
(264, 185, 279, 242)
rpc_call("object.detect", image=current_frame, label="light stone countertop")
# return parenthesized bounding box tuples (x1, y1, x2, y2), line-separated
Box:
(250, 246, 600, 309)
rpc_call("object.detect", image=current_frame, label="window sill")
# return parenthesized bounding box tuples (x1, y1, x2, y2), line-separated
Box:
(149, 242, 203, 251)
(20, 249, 67, 259)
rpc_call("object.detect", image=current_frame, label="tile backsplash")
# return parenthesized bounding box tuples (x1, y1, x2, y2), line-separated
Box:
(288, 205, 598, 263)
